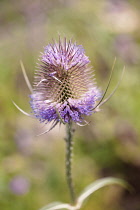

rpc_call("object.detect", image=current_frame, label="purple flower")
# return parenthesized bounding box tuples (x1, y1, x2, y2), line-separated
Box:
(30, 38, 101, 125)
(9, 176, 30, 195)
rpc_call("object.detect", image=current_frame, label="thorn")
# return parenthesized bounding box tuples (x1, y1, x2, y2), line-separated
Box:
(12, 100, 34, 118)
(20, 60, 33, 93)
(36, 79, 48, 86)
(76, 120, 90, 126)
(98, 66, 125, 107)
(91, 57, 117, 111)
(36, 121, 59, 136)
(52, 76, 62, 83)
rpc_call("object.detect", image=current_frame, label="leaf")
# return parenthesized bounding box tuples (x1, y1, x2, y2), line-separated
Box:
(39, 202, 74, 210)
(76, 177, 129, 209)
(39, 178, 131, 210)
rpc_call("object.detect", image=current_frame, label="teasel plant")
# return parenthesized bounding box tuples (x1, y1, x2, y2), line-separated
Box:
(13, 37, 130, 210)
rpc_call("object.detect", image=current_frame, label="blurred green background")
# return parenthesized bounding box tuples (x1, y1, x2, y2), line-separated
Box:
(0, 0, 140, 209)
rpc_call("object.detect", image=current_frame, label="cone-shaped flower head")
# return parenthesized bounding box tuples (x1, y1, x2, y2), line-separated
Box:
(30, 38, 101, 124)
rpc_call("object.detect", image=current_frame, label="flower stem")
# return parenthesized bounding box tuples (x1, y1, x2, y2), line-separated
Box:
(65, 122, 76, 205)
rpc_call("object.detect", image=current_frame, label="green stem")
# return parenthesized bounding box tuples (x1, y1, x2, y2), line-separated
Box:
(65, 122, 76, 205)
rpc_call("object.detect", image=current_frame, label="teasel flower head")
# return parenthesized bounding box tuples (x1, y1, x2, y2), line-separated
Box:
(30, 38, 101, 127)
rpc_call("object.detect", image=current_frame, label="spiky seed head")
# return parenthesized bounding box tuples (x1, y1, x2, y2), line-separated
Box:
(30, 38, 101, 124)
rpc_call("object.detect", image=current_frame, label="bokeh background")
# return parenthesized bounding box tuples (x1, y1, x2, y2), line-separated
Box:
(0, 0, 140, 209)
